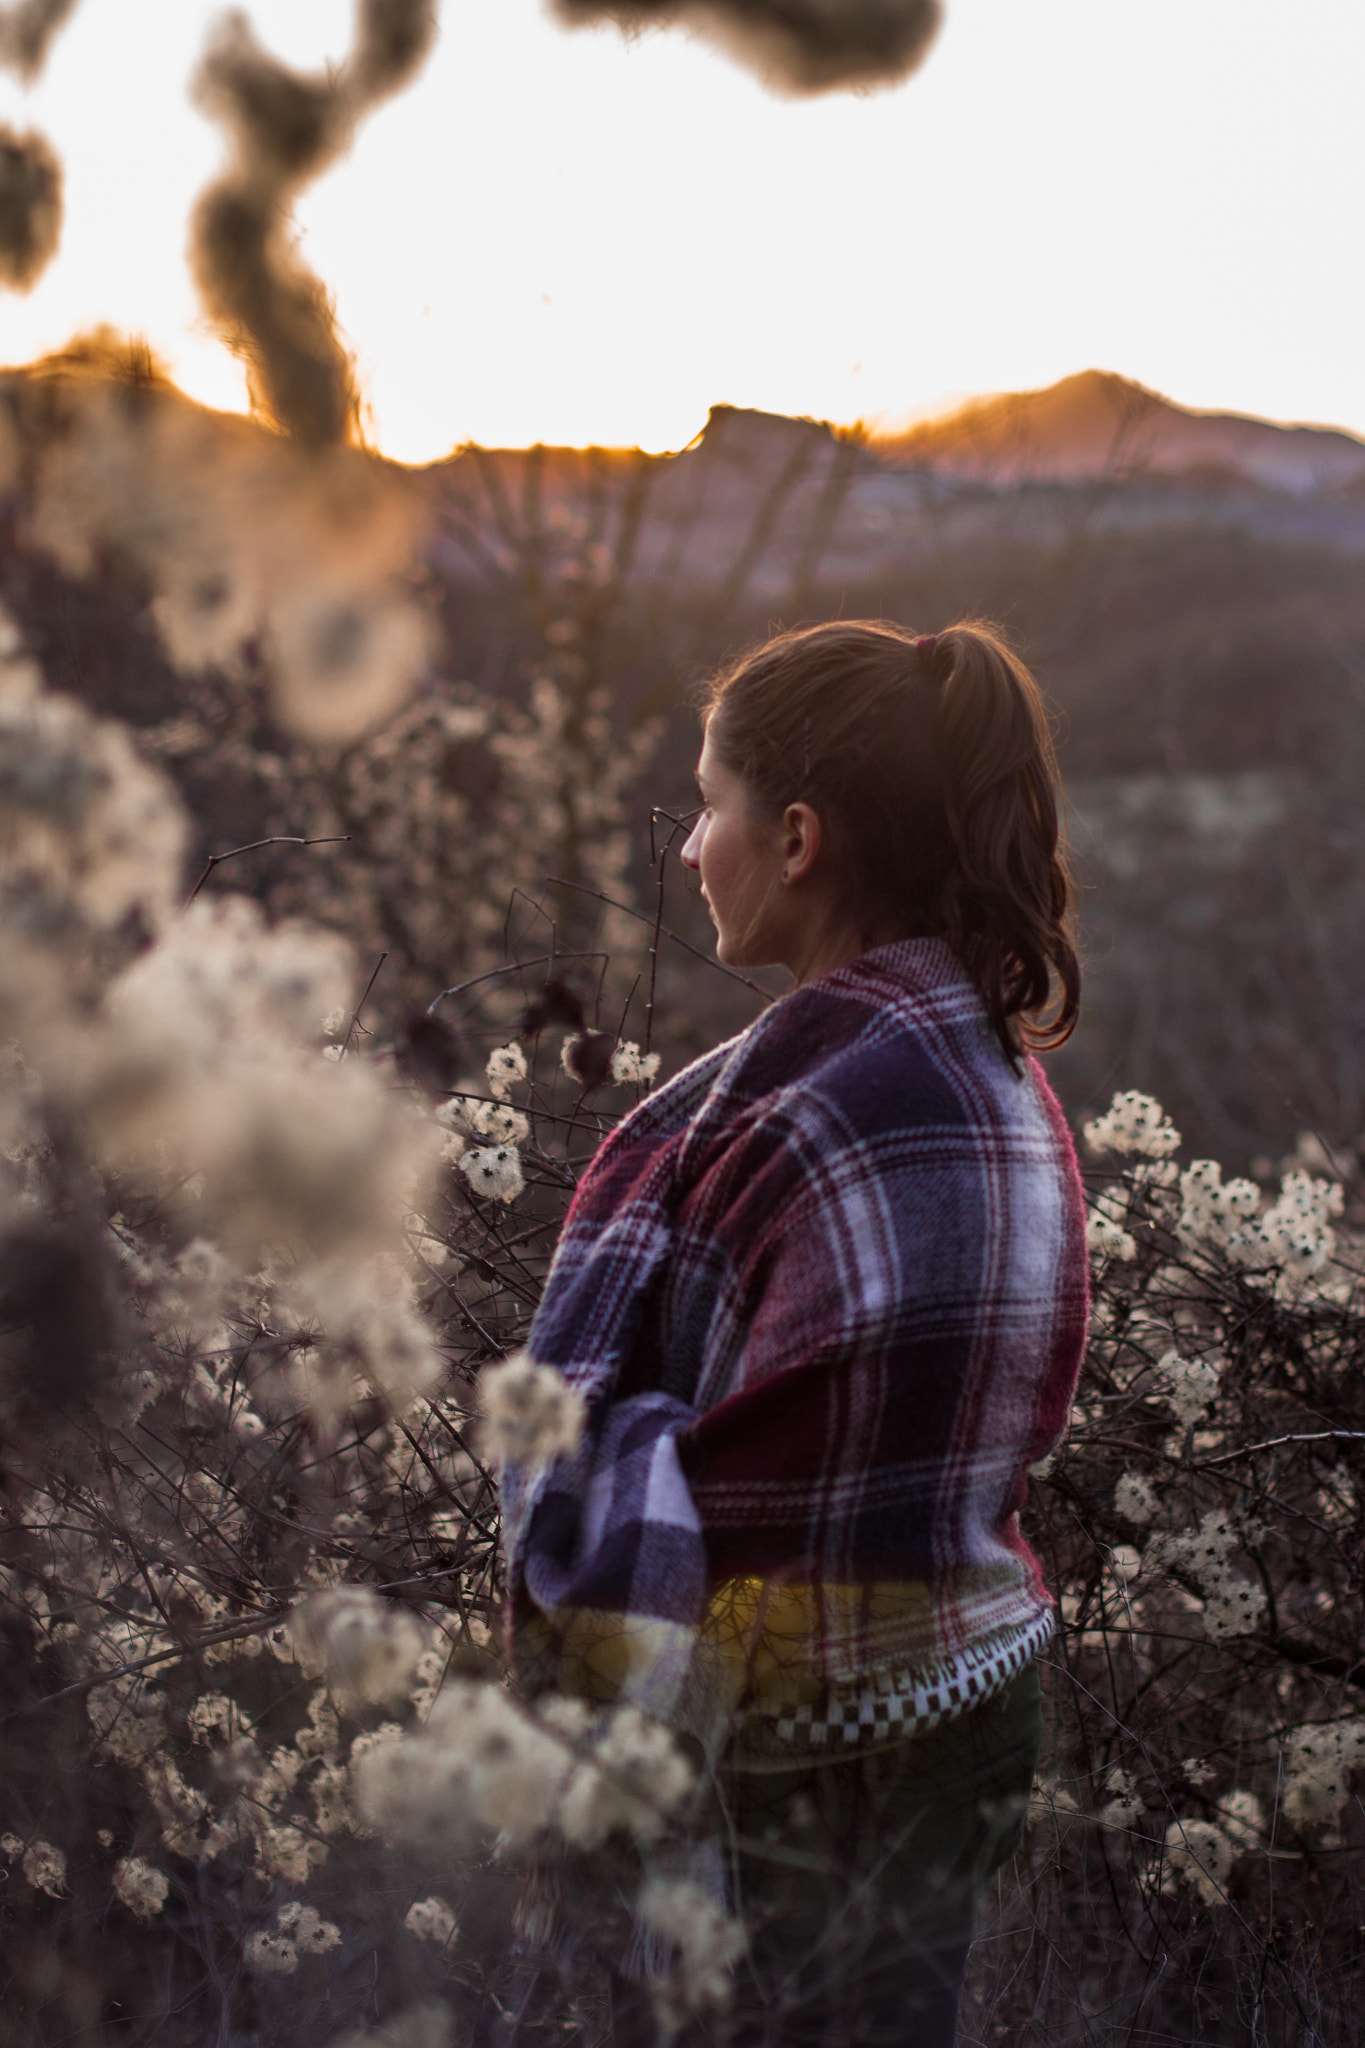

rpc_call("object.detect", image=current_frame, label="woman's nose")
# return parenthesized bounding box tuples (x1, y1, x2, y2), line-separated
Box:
(680, 817, 704, 870)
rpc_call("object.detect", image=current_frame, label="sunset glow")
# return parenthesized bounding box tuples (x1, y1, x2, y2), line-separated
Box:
(3, 0, 1364, 458)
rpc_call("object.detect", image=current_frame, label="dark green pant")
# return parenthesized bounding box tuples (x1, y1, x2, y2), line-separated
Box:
(716, 1665, 1042, 2048)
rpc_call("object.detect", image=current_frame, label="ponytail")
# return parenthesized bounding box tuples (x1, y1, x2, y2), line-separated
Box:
(703, 618, 1079, 1065)
(927, 626, 1078, 1058)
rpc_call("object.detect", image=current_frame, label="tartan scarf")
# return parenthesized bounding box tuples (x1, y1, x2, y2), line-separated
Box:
(501, 939, 1089, 1755)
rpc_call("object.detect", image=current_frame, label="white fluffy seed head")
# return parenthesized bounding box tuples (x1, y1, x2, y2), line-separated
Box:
(1086, 1208, 1136, 1262)
(610, 1041, 661, 1086)
(1114, 1472, 1158, 1524)
(636, 1876, 744, 2016)
(1163, 1818, 1235, 1906)
(244, 1930, 298, 1976)
(1282, 1719, 1365, 1828)
(277, 1901, 341, 1954)
(404, 1896, 458, 1946)
(485, 1042, 527, 1100)
(352, 1678, 569, 1851)
(20, 1839, 66, 1896)
(112, 1856, 169, 1920)
(477, 1352, 585, 1467)
(459, 1141, 525, 1204)
(555, 1704, 694, 1850)
(1158, 1350, 1223, 1427)
(289, 1587, 426, 1712)
(1084, 1092, 1181, 1159)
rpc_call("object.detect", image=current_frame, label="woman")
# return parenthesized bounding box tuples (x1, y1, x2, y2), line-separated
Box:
(503, 621, 1089, 2045)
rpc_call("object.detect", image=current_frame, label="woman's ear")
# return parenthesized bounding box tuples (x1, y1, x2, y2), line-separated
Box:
(780, 802, 823, 884)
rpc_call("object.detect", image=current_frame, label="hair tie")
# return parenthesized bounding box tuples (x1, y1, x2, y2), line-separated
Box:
(913, 634, 939, 663)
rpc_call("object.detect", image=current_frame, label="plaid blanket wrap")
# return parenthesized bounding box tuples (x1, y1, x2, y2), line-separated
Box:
(502, 939, 1089, 1758)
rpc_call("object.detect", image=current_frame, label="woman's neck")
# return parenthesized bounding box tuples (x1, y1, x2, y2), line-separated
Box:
(786, 906, 912, 988)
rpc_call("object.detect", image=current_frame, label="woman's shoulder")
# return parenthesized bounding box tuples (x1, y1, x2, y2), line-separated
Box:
(708, 940, 987, 1110)
(699, 941, 1076, 1179)
(570, 1029, 750, 1186)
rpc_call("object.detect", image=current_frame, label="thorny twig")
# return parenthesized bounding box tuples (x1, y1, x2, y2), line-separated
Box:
(340, 950, 387, 1055)
(185, 833, 351, 905)
(545, 873, 775, 1000)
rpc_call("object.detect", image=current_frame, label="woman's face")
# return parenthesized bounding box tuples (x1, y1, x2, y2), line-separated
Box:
(680, 727, 788, 968)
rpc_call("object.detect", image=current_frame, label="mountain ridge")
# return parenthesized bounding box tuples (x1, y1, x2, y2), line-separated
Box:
(872, 369, 1365, 497)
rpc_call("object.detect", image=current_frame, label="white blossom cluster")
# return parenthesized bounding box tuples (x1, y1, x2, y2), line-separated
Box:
(636, 1875, 745, 2027)
(551, 1700, 695, 1851)
(404, 1896, 458, 1947)
(1096, 1765, 1145, 1831)
(610, 1041, 662, 1086)
(1280, 1719, 1365, 1829)
(1, 1833, 66, 1896)
(459, 1141, 526, 1206)
(289, 1588, 427, 1713)
(1161, 1817, 1235, 1906)
(15, 367, 432, 743)
(1084, 1092, 1182, 1159)
(112, 1856, 170, 1921)
(1083, 1091, 1355, 1317)
(244, 1901, 342, 1976)
(1146, 1509, 1267, 1642)
(1113, 1471, 1159, 1524)
(353, 1679, 693, 1858)
(452, 1044, 533, 1203)
(0, 670, 186, 1044)
(477, 1351, 586, 1467)
(485, 1042, 528, 1099)
(86, 893, 439, 1266)
(1157, 1790, 1267, 1906)
(274, 1257, 445, 1422)
(1157, 1348, 1224, 1428)
(1178, 1160, 1343, 1292)
(1085, 1188, 1136, 1262)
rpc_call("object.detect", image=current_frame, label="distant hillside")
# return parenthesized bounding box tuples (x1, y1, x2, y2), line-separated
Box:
(878, 369, 1365, 496)
(8, 356, 1365, 1165)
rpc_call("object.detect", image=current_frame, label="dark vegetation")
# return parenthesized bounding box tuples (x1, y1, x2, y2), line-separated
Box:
(7, 384, 1365, 1167)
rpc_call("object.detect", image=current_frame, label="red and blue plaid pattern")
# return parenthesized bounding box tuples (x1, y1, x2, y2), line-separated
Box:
(503, 940, 1089, 1752)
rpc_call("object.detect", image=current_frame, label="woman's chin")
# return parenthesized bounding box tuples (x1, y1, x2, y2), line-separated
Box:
(716, 933, 772, 972)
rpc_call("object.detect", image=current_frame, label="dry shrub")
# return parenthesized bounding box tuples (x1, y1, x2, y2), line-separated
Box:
(2, 617, 1363, 2041)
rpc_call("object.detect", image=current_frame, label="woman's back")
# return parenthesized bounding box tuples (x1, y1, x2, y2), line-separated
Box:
(495, 617, 1088, 2044)
(509, 937, 1087, 1757)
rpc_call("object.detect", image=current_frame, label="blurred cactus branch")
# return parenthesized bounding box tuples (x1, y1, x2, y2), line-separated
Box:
(549, 0, 944, 94)
(189, 1, 441, 447)
(0, 0, 80, 292)
(0, 0, 78, 80)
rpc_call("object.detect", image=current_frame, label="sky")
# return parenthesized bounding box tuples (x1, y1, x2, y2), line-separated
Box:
(2, 0, 1365, 461)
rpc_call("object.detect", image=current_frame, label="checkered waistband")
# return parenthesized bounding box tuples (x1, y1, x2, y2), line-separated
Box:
(726, 1607, 1054, 1769)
